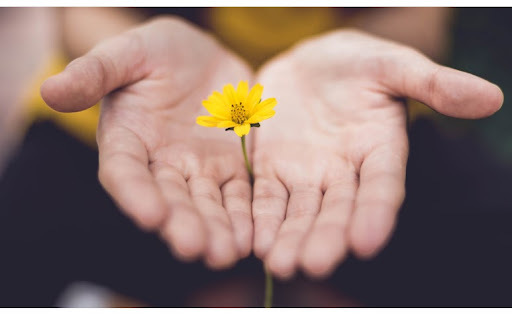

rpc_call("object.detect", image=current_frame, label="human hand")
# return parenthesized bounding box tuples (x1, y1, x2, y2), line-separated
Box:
(0, 8, 57, 173)
(252, 29, 503, 279)
(41, 17, 254, 269)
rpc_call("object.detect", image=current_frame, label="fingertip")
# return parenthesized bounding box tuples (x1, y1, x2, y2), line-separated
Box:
(253, 245, 268, 260)
(300, 251, 332, 279)
(168, 238, 204, 262)
(222, 181, 253, 259)
(434, 68, 505, 119)
(235, 223, 253, 259)
(100, 174, 167, 231)
(40, 76, 61, 111)
(300, 259, 336, 280)
(129, 191, 168, 231)
(348, 209, 395, 259)
(300, 232, 347, 279)
(205, 233, 239, 270)
(267, 262, 296, 281)
(40, 70, 77, 112)
(238, 245, 252, 259)
(223, 206, 253, 259)
(349, 231, 381, 260)
(205, 244, 238, 271)
(252, 178, 288, 258)
(487, 83, 505, 115)
(41, 56, 106, 112)
(464, 78, 505, 118)
(265, 248, 297, 280)
(225, 209, 252, 259)
(164, 212, 206, 261)
(253, 229, 275, 259)
(100, 156, 171, 232)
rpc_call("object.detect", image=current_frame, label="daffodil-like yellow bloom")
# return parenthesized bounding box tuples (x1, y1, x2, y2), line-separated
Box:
(196, 81, 277, 137)
(196, 80, 276, 307)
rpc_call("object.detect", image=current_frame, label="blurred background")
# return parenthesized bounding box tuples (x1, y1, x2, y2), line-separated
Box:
(0, 7, 511, 307)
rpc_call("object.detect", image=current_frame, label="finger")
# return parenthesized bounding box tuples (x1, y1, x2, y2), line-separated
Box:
(265, 186, 323, 279)
(41, 29, 147, 112)
(349, 142, 408, 259)
(98, 126, 167, 230)
(188, 176, 238, 269)
(152, 165, 206, 261)
(252, 177, 288, 259)
(383, 47, 503, 119)
(300, 176, 357, 278)
(221, 177, 253, 258)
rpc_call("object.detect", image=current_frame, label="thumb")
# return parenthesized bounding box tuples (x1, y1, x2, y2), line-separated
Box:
(40, 31, 147, 112)
(384, 48, 504, 119)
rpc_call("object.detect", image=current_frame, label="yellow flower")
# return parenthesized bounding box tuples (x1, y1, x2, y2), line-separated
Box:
(196, 81, 277, 137)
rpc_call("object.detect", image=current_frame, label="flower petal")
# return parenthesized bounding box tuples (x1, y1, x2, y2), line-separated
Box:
(223, 83, 237, 106)
(253, 97, 277, 115)
(210, 91, 229, 108)
(217, 120, 238, 128)
(234, 123, 251, 137)
(196, 116, 222, 127)
(236, 81, 249, 104)
(246, 83, 264, 115)
(246, 109, 276, 124)
(202, 100, 230, 120)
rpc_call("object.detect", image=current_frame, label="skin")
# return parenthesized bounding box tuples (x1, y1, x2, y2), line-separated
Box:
(41, 17, 255, 269)
(41, 18, 503, 277)
(252, 29, 503, 279)
(0, 8, 58, 174)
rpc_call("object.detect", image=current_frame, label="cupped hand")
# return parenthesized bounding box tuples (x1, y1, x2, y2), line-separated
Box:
(41, 17, 254, 269)
(252, 29, 503, 279)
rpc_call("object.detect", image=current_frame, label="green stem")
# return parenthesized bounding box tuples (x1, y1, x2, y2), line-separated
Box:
(264, 266, 273, 308)
(241, 135, 253, 178)
(240, 135, 273, 308)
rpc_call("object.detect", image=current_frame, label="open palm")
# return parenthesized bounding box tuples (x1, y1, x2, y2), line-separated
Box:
(42, 20, 503, 276)
(252, 30, 503, 278)
(42, 17, 254, 269)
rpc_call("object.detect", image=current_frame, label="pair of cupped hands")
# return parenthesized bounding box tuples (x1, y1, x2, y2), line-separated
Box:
(41, 17, 503, 279)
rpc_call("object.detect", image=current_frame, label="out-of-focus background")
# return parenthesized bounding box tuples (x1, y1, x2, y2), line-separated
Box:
(0, 7, 511, 307)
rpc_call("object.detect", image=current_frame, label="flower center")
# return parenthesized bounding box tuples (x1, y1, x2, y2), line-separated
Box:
(231, 102, 246, 124)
